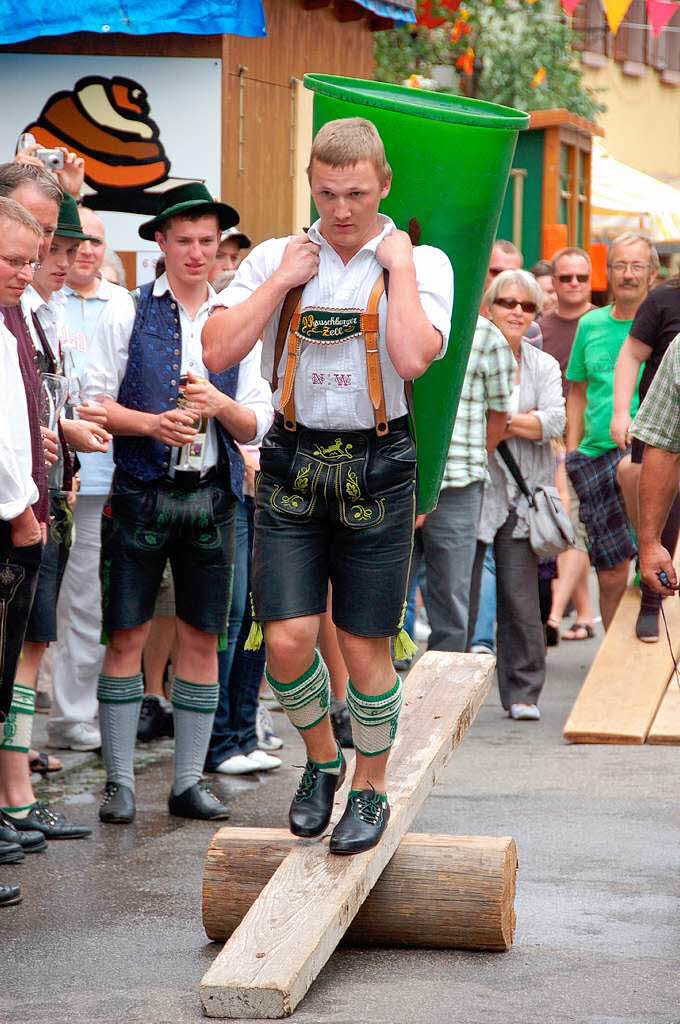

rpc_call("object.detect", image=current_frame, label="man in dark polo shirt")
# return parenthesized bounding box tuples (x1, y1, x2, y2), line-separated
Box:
(538, 246, 595, 396)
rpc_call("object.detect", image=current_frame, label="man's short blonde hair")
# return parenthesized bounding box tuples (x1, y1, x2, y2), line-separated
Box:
(0, 196, 42, 238)
(307, 118, 391, 186)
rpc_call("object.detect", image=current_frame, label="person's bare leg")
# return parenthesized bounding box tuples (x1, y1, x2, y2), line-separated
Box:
(142, 615, 176, 697)
(617, 457, 641, 536)
(548, 548, 593, 627)
(597, 560, 631, 631)
(0, 642, 46, 809)
(319, 587, 348, 702)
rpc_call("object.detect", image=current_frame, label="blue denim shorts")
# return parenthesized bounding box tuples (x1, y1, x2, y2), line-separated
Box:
(252, 416, 416, 637)
(100, 469, 235, 636)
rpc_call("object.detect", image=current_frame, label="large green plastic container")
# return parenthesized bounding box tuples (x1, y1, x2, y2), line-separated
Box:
(304, 74, 529, 513)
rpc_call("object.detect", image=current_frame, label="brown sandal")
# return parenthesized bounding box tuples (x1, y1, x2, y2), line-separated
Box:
(29, 750, 63, 775)
(562, 622, 595, 641)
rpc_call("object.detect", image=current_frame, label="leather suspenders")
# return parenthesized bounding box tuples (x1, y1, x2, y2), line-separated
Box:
(273, 273, 390, 436)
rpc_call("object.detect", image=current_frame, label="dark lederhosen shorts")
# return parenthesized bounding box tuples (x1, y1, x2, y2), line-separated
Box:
(25, 493, 72, 645)
(631, 437, 644, 465)
(0, 523, 42, 721)
(565, 447, 636, 570)
(100, 468, 235, 637)
(252, 414, 416, 637)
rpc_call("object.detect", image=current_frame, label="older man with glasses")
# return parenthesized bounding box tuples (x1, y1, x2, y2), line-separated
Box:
(563, 234, 658, 633)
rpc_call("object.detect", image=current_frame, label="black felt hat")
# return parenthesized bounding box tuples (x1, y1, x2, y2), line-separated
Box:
(138, 182, 239, 241)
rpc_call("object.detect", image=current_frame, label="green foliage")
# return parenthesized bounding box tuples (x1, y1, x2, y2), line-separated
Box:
(374, 0, 606, 120)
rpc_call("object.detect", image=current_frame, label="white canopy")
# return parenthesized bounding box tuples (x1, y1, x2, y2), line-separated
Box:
(591, 138, 680, 244)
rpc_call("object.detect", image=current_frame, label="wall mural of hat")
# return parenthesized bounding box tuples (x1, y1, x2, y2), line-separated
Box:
(21, 74, 213, 216)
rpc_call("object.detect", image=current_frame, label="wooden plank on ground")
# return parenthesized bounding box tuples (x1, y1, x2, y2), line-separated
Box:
(563, 582, 680, 744)
(199, 651, 494, 1019)
(647, 677, 680, 744)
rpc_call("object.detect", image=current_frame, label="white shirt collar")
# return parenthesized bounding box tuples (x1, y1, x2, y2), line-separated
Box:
(152, 271, 216, 310)
(306, 214, 395, 257)
(23, 284, 47, 314)
(64, 275, 114, 302)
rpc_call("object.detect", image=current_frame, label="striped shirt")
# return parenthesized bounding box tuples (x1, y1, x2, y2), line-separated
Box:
(632, 331, 680, 452)
(440, 316, 515, 489)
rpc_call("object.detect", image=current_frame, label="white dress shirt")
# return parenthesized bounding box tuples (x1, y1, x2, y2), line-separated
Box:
(0, 313, 39, 521)
(84, 273, 273, 467)
(21, 286, 67, 363)
(218, 215, 454, 431)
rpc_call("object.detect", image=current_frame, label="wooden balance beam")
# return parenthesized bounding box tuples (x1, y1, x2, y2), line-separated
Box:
(647, 676, 680, 744)
(563, 580, 680, 744)
(203, 829, 518, 951)
(199, 651, 494, 1019)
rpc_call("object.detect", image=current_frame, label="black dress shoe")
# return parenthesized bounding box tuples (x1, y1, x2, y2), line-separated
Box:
(0, 882, 22, 907)
(168, 782, 230, 820)
(289, 753, 346, 839)
(329, 789, 390, 855)
(330, 701, 354, 749)
(99, 782, 136, 824)
(137, 694, 174, 743)
(0, 811, 46, 853)
(0, 839, 24, 864)
(5, 802, 92, 840)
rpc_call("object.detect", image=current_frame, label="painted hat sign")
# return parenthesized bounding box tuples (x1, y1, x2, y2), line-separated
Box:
(22, 74, 176, 213)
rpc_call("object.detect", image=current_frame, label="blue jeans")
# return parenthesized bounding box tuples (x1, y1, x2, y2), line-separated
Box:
(403, 529, 425, 639)
(206, 499, 265, 767)
(470, 544, 497, 654)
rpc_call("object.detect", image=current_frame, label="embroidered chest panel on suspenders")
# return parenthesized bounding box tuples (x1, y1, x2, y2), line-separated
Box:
(296, 309, 363, 344)
(276, 272, 388, 436)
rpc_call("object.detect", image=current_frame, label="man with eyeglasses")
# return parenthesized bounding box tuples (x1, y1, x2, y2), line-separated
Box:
(564, 233, 657, 632)
(611, 238, 678, 643)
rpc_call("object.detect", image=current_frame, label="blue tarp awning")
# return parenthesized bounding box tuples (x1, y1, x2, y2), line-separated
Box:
(353, 0, 416, 22)
(0, 0, 266, 46)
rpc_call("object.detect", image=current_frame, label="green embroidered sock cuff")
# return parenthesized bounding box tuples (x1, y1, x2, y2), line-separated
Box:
(346, 676, 403, 757)
(266, 652, 331, 732)
(97, 673, 144, 705)
(171, 678, 219, 714)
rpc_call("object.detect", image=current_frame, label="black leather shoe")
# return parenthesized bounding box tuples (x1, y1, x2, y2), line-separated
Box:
(99, 782, 136, 824)
(168, 782, 230, 820)
(329, 789, 390, 855)
(636, 608, 659, 643)
(330, 701, 354, 749)
(289, 753, 346, 839)
(4, 801, 91, 840)
(0, 882, 22, 907)
(0, 839, 24, 864)
(0, 811, 46, 853)
(137, 694, 174, 742)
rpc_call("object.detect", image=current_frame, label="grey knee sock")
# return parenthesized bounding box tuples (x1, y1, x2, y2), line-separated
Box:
(97, 674, 144, 790)
(171, 677, 219, 796)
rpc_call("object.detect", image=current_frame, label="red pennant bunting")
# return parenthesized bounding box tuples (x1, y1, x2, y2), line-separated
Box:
(647, 0, 679, 37)
(561, 0, 584, 14)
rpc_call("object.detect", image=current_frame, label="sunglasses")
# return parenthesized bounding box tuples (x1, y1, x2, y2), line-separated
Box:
(493, 297, 537, 314)
(557, 273, 589, 284)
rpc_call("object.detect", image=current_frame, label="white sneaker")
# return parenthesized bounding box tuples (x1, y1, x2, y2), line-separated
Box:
(413, 613, 431, 643)
(509, 703, 541, 721)
(47, 721, 101, 751)
(256, 703, 283, 751)
(470, 645, 494, 655)
(246, 750, 282, 771)
(214, 754, 259, 775)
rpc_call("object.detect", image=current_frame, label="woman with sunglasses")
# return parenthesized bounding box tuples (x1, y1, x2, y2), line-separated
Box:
(472, 269, 565, 720)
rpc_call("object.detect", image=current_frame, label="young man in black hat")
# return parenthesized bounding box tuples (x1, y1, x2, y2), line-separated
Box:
(85, 183, 272, 824)
(203, 118, 453, 855)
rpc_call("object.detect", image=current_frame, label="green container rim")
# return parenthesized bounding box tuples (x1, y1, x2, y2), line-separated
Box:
(304, 74, 529, 131)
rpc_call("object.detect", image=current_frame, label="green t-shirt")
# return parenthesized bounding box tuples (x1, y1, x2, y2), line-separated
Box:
(566, 304, 641, 457)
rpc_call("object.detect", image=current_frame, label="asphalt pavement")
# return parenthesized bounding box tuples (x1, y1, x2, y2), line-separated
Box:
(3, 618, 680, 1024)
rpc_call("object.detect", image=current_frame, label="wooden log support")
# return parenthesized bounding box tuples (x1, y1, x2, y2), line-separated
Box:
(203, 829, 518, 951)
(199, 651, 494, 1019)
(563, 578, 680, 744)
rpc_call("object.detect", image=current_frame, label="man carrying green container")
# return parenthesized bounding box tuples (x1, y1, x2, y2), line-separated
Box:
(203, 117, 453, 854)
